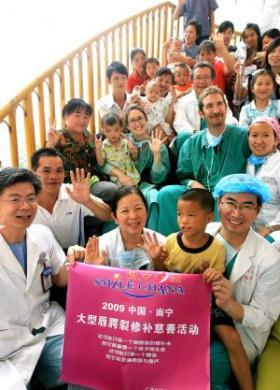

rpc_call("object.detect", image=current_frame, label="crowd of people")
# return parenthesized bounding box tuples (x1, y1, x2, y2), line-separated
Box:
(1, 0, 280, 389)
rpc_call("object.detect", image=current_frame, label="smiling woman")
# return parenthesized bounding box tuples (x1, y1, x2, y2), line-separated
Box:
(84, 185, 165, 270)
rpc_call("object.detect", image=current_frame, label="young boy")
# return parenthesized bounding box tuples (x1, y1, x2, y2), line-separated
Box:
(95, 113, 140, 187)
(174, 63, 192, 97)
(97, 61, 132, 120)
(143, 188, 253, 390)
(198, 39, 236, 93)
(145, 57, 160, 80)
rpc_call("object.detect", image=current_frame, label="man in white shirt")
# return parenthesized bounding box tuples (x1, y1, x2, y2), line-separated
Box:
(97, 61, 137, 121)
(207, 173, 280, 387)
(174, 62, 237, 136)
(32, 148, 112, 250)
(0, 167, 75, 388)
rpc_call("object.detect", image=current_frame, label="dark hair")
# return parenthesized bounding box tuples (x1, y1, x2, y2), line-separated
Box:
(198, 86, 226, 112)
(191, 62, 215, 81)
(250, 69, 276, 93)
(106, 61, 128, 80)
(242, 23, 262, 51)
(179, 189, 215, 212)
(130, 48, 146, 62)
(218, 21, 234, 34)
(262, 28, 280, 44)
(144, 57, 160, 70)
(174, 63, 191, 72)
(101, 113, 123, 128)
(62, 98, 92, 117)
(265, 36, 280, 70)
(198, 40, 216, 54)
(111, 185, 148, 216)
(31, 148, 65, 171)
(0, 167, 42, 196)
(155, 66, 175, 84)
(185, 21, 201, 39)
(124, 104, 148, 128)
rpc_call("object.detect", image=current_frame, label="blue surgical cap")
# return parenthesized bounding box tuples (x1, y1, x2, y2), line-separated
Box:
(213, 174, 271, 204)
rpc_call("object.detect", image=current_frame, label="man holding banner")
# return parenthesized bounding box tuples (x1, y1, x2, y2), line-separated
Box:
(207, 174, 280, 388)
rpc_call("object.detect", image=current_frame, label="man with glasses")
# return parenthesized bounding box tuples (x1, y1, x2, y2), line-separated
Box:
(206, 173, 280, 389)
(0, 167, 79, 388)
(173, 62, 236, 136)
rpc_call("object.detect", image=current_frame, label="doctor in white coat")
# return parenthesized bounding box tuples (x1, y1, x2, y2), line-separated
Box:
(246, 116, 280, 246)
(0, 168, 70, 389)
(206, 174, 280, 373)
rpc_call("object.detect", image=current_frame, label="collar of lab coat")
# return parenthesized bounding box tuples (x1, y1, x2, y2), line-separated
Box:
(0, 228, 43, 292)
(206, 222, 256, 283)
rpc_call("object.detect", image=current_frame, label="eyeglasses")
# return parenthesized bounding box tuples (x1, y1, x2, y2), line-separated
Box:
(220, 200, 257, 213)
(193, 75, 212, 80)
(128, 116, 146, 125)
(0, 196, 37, 205)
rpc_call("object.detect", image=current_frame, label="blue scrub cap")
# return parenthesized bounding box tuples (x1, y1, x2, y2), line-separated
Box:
(213, 174, 271, 204)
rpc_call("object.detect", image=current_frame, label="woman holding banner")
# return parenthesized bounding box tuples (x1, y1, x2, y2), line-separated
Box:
(83, 185, 165, 270)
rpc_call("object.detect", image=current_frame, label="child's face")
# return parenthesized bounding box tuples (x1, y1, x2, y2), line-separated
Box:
(103, 123, 122, 145)
(222, 28, 233, 47)
(252, 74, 275, 100)
(109, 71, 128, 93)
(244, 28, 259, 50)
(199, 50, 215, 64)
(146, 62, 159, 79)
(171, 39, 183, 52)
(156, 74, 173, 97)
(145, 84, 161, 102)
(174, 67, 190, 86)
(177, 199, 213, 238)
(132, 52, 146, 74)
(65, 109, 90, 133)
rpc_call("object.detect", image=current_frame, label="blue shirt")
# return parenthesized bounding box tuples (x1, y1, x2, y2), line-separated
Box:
(9, 240, 27, 274)
(181, 0, 218, 36)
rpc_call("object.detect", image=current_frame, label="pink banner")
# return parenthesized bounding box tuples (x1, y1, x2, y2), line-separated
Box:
(61, 263, 211, 390)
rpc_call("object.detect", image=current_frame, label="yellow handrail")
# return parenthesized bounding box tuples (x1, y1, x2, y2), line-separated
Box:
(0, 1, 241, 168)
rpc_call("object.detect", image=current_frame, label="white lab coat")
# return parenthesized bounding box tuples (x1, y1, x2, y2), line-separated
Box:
(247, 151, 280, 227)
(0, 224, 66, 388)
(173, 89, 237, 133)
(206, 223, 280, 362)
(99, 227, 165, 269)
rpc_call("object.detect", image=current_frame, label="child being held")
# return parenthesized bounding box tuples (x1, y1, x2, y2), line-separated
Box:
(143, 189, 253, 390)
(95, 113, 140, 187)
(142, 80, 174, 136)
(174, 63, 192, 98)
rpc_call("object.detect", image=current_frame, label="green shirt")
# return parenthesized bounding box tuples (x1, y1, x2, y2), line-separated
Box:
(176, 125, 251, 191)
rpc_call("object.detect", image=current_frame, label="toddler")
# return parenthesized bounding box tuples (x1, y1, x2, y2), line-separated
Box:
(142, 80, 174, 136)
(95, 113, 140, 187)
(144, 189, 253, 390)
(174, 63, 192, 97)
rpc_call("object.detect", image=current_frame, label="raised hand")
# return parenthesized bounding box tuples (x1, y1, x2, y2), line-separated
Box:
(213, 33, 226, 53)
(85, 236, 107, 265)
(141, 231, 162, 260)
(46, 118, 60, 147)
(149, 127, 167, 155)
(66, 168, 91, 205)
(94, 135, 103, 151)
